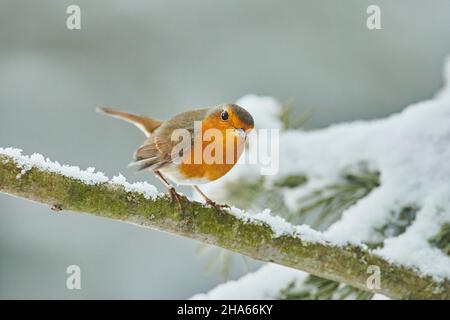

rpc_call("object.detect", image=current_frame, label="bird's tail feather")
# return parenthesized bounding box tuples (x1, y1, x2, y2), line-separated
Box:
(96, 107, 163, 137)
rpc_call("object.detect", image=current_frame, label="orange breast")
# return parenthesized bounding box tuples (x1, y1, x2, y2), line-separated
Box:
(178, 119, 245, 183)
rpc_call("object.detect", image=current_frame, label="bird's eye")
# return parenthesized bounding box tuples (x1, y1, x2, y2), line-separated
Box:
(221, 110, 229, 121)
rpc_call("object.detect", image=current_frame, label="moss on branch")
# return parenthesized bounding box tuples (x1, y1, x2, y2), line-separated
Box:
(0, 154, 449, 299)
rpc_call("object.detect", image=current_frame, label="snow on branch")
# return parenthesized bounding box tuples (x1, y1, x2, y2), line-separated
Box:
(0, 148, 448, 299)
(188, 60, 450, 299)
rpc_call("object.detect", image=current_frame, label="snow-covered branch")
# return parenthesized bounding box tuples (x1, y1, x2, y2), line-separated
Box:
(0, 149, 448, 299)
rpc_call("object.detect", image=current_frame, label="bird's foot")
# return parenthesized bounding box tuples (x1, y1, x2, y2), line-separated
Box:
(192, 185, 230, 213)
(205, 199, 230, 213)
(168, 187, 186, 211)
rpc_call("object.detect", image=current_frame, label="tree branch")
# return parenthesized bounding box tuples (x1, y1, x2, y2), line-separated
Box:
(0, 153, 448, 299)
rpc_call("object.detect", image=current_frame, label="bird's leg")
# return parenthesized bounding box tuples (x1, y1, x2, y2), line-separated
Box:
(193, 185, 230, 211)
(154, 170, 185, 209)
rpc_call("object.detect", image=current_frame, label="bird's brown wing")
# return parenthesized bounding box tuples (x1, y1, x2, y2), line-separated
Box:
(133, 108, 210, 171)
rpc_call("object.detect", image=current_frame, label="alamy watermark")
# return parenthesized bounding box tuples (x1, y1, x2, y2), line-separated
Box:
(66, 265, 82, 290)
(66, 5, 81, 30)
(366, 265, 381, 290)
(366, 5, 381, 30)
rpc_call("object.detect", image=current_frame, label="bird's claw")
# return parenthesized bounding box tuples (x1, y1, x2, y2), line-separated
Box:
(206, 199, 230, 213)
(168, 188, 186, 211)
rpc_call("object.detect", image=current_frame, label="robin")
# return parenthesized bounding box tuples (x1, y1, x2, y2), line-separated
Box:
(97, 104, 254, 210)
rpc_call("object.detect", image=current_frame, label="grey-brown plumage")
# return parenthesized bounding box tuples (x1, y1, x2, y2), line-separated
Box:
(133, 108, 210, 171)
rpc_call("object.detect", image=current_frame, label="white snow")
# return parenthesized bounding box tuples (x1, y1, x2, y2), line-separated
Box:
(0, 147, 159, 199)
(229, 207, 326, 243)
(375, 187, 450, 279)
(192, 59, 450, 298)
(111, 173, 158, 199)
(191, 263, 308, 300)
(191, 262, 390, 300)
(0, 148, 109, 184)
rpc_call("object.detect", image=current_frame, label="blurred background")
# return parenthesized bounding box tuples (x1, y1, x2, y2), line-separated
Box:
(1, 0, 450, 299)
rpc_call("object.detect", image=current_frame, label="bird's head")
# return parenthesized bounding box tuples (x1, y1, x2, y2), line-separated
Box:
(205, 104, 254, 137)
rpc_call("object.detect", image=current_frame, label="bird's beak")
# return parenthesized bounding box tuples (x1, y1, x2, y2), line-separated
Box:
(235, 128, 247, 140)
